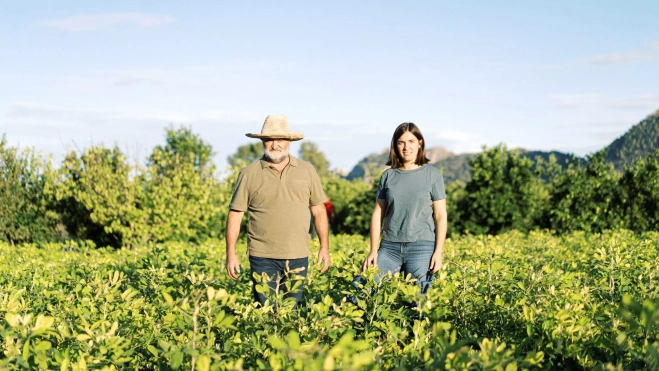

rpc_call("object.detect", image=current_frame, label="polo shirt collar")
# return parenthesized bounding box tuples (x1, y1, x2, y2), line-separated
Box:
(259, 155, 298, 169)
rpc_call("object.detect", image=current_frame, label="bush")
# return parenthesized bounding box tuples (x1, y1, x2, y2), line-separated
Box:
(55, 127, 236, 247)
(0, 135, 62, 244)
(56, 145, 148, 247)
(326, 174, 380, 236)
(622, 148, 659, 231)
(459, 144, 547, 235)
(546, 150, 626, 233)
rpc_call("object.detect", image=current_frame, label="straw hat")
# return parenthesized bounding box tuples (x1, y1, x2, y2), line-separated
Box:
(246, 114, 304, 141)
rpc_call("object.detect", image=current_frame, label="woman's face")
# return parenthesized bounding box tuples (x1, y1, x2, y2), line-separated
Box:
(396, 131, 421, 164)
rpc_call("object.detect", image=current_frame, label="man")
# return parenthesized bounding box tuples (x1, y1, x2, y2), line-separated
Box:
(225, 114, 330, 307)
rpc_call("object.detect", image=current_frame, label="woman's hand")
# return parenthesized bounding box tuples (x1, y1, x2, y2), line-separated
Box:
(429, 251, 443, 274)
(362, 251, 378, 272)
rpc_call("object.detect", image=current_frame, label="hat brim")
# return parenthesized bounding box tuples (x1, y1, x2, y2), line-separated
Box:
(246, 133, 304, 141)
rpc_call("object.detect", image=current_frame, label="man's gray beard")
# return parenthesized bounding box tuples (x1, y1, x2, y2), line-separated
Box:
(264, 149, 289, 164)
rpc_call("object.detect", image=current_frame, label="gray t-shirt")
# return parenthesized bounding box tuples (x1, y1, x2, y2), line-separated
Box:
(376, 164, 446, 242)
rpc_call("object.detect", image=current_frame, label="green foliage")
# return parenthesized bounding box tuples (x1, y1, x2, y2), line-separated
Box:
(1, 230, 658, 369)
(322, 176, 370, 233)
(56, 145, 149, 247)
(622, 149, 659, 232)
(546, 150, 626, 233)
(227, 143, 263, 168)
(332, 174, 381, 235)
(0, 135, 62, 245)
(144, 146, 225, 243)
(445, 180, 467, 237)
(459, 144, 547, 235)
(56, 127, 233, 247)
(149, 125, 214, 173)
(299, 141, 331, 178)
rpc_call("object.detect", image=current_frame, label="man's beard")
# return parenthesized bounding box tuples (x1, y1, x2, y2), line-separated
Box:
(263, 147, 289, 164)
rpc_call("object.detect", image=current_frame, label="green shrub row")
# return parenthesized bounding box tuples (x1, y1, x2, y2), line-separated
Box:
(2, 128, 659, 246)
(1, 230, 657, 369)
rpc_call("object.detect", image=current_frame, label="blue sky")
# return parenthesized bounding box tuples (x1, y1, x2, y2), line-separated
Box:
(2, 1, 658, 172)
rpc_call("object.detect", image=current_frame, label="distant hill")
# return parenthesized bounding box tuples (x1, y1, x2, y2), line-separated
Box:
(432, 150, 577, 184)
(343, 109, 659, 184)
(346, 145, 578, 184)
(346, 146, 456, 182)
(345, 149, 389, 182)
(605, 110, 659, 170)
(432, 153, 476, 183)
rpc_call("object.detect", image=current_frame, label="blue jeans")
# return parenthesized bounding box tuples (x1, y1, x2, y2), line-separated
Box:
(249, 256, 308, 307)
(375, 240, 436, 294)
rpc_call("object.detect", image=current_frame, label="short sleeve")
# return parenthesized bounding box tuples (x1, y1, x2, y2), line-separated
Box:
(309, 168, 326, 206)
(431, 170, 446, 201)
(228, 170, 249, 211)
(376, 172, 387, 200)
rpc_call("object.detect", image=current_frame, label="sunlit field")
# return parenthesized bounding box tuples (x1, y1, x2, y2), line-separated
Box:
(1, 230, 658, 370)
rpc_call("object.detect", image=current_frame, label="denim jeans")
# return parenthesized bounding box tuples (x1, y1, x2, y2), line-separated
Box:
(249, 256, 308, 307)
(374, 240, 436, 294)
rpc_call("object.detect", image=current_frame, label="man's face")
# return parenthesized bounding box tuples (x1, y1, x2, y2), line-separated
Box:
(262, 139, 291, 164)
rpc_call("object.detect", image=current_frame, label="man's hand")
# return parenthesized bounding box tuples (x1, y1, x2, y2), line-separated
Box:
(362, 251, 378, 272)
(226, 253, 241, 280)
(316, 248, 331, 273)
(429, 251, 443, 274)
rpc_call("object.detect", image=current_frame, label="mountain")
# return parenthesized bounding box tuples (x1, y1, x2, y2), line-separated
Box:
(431, 150, 576, 184)
(346, 146, 456, 182)
(432, 153, 475, 183)
(605, 110, 659, 170)
(345, 149, 389, 182)
(346, 146, 577, 184)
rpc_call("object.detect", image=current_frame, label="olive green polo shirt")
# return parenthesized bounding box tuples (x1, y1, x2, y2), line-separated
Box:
(229, 155, 326, 259)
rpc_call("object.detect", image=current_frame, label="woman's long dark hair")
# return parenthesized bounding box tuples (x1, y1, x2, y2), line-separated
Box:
(386, 123, 430, 168)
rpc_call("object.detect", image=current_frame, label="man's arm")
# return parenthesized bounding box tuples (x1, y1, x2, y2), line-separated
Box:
(226, 209, 245, 280)
(310, 203, 330, 273)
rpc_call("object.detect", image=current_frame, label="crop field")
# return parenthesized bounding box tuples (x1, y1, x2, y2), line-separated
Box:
(1, 230, 658, 370)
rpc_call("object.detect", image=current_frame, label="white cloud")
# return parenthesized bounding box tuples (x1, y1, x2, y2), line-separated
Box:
(550, 93, 604, 108)
(550, 93, 659, 110)
(607, 94, 659, 109)
(545, 41, 659, 68)
(38, 13, 175, 31)
(580, 50, 652, 65)
(421, 127, 487, 153)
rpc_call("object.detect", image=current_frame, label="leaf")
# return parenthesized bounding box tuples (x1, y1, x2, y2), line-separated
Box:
(323, 355, 335, 370)
(171, 351, 184, 369)
(34, 315, 55, 331)
(23, 339, 30, 363)
(34, 341, 52, 352)
(196, 355, 211, 371)
(60, 357, 70, 371)
(288, 331, 300, 350)
(268, 336, 287, 350)
(147, 345, 159, 357)
(5, 313, 19, 327)
(163, 292, 174, 305)
(109, 321, 119, 335)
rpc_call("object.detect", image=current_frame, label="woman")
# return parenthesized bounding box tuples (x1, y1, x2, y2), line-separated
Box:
(361, 122, 447, 295)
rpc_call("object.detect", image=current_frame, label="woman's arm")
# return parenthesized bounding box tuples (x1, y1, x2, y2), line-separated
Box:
(429, 199, 447, 274)
(362, 198, 387, 272)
